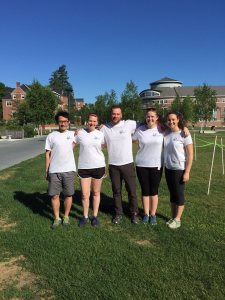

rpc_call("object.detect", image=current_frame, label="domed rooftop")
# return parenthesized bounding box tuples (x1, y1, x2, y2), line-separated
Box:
(150, 77, 183, 89)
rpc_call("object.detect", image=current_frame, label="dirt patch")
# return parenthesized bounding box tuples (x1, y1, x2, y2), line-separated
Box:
(133, 239, 154, 247)
(0, 256, 35, 291)
(0, 217, 17, 231)
(0, 256, 54, 299)
(0, 171, 15, 180)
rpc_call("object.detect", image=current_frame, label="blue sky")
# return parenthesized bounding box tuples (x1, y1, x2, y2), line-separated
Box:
(1, 0, 225, 103)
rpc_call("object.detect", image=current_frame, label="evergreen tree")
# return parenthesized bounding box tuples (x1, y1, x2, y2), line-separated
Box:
(49, 65, 73, 96)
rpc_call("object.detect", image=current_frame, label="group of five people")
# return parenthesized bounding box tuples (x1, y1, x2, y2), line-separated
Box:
(45, 105, 193, 230)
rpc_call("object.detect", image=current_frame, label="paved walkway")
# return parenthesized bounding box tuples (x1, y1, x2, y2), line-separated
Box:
(0, 136, 46, 171)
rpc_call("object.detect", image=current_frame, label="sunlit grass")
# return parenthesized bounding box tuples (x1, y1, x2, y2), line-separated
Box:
(0, 132, 225, 299)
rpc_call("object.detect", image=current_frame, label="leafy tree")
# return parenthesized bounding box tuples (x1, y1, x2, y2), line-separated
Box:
(49, 65, 73, 96)
(120, 81, 144, 121)
(26, 81, 58, 128)
(194, 84, 217, 126)
(171, 95, 182, 112)
(181, 96, 194, 123)
(0, 82, 7, 121)
(150, 103, 168, 123)
(94, 90, 118, 124)
(76, 103, 95, 124)
(16, 101, 32, 125)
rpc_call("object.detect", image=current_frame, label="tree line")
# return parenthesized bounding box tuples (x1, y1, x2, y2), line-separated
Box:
(0, 64, 218, 129)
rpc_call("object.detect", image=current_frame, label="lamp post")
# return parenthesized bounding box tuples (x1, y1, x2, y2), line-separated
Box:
(65, 87, 73, 129)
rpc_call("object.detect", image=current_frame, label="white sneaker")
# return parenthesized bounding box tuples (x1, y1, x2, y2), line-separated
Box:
(166, 218, 174, 225)
(168, 219, 181, 229)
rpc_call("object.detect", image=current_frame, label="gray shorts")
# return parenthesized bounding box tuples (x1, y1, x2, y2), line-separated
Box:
(48, 172, 75, 196)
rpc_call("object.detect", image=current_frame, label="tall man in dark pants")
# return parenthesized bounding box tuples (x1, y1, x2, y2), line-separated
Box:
(101, 106, 139, 224)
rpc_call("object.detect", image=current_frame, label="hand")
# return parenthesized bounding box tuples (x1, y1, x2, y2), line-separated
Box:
(183, 127, 190, 137)
(74, 128, 82, 136)
(183, 171, 190, 182)
(45, 171, 49, 181)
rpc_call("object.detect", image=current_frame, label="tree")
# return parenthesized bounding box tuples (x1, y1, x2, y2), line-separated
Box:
(194, 84, 217, 126)
(94, 90, 118, 124)
(26, 81, 58, 128)
(181, 96, 194, 123)
(0, 82, 7, 121)
(171, 95, 182, 112)
(16, 101, 32, 125)
(76, 103, 95, 124)
(49, 65, 73, 96)
(120, 81, 144, 121)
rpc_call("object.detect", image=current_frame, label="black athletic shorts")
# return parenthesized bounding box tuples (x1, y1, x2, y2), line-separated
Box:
(78, 167, 106, 179)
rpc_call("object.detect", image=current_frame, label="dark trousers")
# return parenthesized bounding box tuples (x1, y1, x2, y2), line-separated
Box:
(109, 163, 139, 216)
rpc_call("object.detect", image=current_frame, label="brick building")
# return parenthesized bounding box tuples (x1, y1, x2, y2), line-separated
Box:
(140, 77, 225, 126)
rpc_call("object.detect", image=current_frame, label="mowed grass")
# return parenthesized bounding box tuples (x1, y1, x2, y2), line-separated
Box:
(0, 131, 225, 299)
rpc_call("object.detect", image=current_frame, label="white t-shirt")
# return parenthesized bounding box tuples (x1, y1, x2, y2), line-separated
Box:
(164, 130, 193, 170)
(45, 130, 76, 173)
(74, 129, 105, 169)
(133, 125, 164, 168)
(101, 120, 136, 166)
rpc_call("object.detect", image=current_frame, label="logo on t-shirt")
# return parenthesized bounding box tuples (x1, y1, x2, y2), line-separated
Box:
(67, 136, 71, 140)
(119, 130, 125, 134)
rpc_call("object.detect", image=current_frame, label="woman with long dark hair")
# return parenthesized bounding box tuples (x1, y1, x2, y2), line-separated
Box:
(164, 111, 193, 229)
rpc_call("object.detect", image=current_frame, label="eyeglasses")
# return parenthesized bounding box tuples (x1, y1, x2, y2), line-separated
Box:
(58, 120, 69, 124)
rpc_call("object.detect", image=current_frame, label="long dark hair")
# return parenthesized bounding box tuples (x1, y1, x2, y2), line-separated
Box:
(166, 111, 185, 130)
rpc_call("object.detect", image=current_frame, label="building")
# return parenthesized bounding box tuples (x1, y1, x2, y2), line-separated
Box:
(139, 77, 225, 126)
(2, 82, 30, 121)
(2, 82, 85, 122)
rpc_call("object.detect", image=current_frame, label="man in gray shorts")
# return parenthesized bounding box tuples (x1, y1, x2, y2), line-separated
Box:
(45, 111, 76, 228)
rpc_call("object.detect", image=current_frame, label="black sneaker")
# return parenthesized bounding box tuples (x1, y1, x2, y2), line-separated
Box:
(79, 216, 89, 227)
(112, 215, 122, 224)
(91, 217, 99, 227)
(131, 214, 139, 224)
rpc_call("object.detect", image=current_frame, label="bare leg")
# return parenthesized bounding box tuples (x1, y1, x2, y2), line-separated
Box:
(51, 195, 60, 219)
(150, 195, 158, 216)
(142, 196, 150, 215)
(64, 196, 73, 217)
(80, 178, 91, 217)
(91, 178, 103, 217)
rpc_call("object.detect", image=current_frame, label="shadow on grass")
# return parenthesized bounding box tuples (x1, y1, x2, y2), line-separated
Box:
(13, 189, 135, 221)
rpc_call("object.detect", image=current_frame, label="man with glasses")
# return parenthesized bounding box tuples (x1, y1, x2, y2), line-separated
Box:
(45, 111, 76, 229)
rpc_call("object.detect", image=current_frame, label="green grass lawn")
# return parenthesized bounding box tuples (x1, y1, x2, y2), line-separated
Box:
(0, 132, 225, 299)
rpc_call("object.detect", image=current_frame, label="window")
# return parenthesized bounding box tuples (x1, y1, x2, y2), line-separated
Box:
(21, 95, 25, 99)
(12, 95, 16, 99)
(6, 101, 12, 107)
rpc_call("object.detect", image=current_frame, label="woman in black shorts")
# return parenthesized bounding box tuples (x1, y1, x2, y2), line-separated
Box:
(74, 113, 106, 227)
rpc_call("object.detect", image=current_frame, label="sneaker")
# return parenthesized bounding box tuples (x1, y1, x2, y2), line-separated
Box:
(91, 217, 99, 227)
(63, 216, 70, 226)
(51, 218, 62, 229)
(150, 215, 157, 225)
(131, 214, 139, 225)
(166, 218, 174, 225)
(112, 215, 122, 224)
(168, 219, 181, 229)
(79, 216, 89, 227)
(142, 214, 149, 224)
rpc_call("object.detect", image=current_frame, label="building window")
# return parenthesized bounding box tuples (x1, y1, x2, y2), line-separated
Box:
(6, 101, 12, 107)
(12, 95, 16, 99)
(21, 95, 25, 99)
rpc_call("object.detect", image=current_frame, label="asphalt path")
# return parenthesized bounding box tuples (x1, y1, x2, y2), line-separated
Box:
(0, 136, 46, 171)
